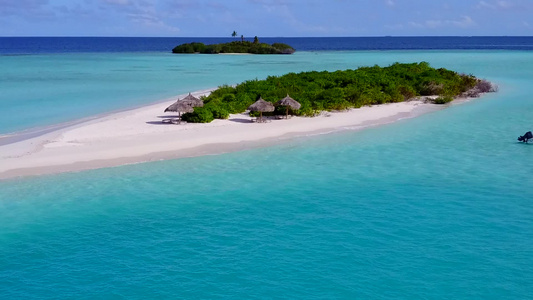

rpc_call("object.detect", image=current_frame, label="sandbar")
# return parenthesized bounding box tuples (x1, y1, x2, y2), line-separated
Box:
(0, 91, 444, 180)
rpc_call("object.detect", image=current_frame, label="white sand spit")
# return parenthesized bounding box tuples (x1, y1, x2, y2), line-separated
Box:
(0, 91, 441, 179)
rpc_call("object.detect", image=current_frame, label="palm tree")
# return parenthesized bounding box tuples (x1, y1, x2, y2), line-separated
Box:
(232, 31, 237, 39)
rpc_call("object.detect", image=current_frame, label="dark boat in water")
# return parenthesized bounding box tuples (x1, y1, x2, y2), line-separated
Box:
(518, 131, 532, 143)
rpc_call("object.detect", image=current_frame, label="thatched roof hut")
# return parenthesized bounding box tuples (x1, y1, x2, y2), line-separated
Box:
(248, 97, 275, 123)
(164, 100, 194, 124)
(248, 97, 275, 112)
(163, 93, 203, 124)
(275, 94, 300, 119)
(164, 101, 194, 113)
(181, 93, 203, 107)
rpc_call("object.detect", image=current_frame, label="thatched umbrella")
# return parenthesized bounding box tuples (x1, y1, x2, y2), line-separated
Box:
(276, 94, 301, 119)
(164, 100, 194, 124)
(248, 97, 274, 123)
(181, 93, 203, 107)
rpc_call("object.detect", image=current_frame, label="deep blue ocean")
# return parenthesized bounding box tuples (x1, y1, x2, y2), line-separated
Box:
(0, 37, 532, 299)
(2, 36, 533, 54)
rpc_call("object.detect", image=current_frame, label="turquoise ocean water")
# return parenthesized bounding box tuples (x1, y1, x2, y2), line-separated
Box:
(1, 48, 533, 298)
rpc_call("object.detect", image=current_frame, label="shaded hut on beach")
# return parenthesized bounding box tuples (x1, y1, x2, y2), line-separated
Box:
(163, 93, 203, 124)
(164, 100, 194, 124)
(248, 97, 275, 123)
(275, 94, 301, 119)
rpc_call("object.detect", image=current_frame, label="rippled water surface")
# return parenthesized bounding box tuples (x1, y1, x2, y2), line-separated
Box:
(0, 39, 532, 299)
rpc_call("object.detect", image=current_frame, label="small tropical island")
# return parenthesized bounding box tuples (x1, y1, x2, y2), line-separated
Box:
(172, 34, 295, 54)
(180, 62, 496, 123)
(0, 62, 497, 178)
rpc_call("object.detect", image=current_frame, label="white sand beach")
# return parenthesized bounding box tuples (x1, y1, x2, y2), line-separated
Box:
(0, 91, 442, 179)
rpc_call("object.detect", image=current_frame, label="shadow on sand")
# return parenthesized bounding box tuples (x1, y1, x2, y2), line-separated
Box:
(147, 118, 253, 125)
(229, 118, 254, 123)
(156, 115, 180, 119)
(146, 121, 172, 125)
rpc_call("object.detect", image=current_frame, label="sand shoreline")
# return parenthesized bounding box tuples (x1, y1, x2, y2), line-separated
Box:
(0, 87, 220, 147)
(0, 90, 446, 180)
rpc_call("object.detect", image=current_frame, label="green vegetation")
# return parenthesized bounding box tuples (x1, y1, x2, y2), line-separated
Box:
(433, 95, 454, 104)
(182, 62, 493, 123)
(172, 41, 295, 54)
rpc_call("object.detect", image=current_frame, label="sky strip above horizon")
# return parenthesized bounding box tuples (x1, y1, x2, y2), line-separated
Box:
(0, 0, 532, 37)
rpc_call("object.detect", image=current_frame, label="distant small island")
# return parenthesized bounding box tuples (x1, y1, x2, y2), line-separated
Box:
(172, 37, 295, 55)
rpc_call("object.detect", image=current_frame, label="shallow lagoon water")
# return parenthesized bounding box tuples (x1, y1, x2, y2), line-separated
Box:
(1, 49, 531, 134)
(0, 43, 532, 298)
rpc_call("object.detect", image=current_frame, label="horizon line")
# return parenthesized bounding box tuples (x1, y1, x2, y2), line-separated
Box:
(1, 35, 533, 38)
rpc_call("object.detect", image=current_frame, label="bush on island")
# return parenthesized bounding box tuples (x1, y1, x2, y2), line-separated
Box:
(432, 96, 454, 104)
(181, 107, 214, 123)
(208, 105, 229, 119)
(172, 41, 295, 55)
(181, 62, 495, 123)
